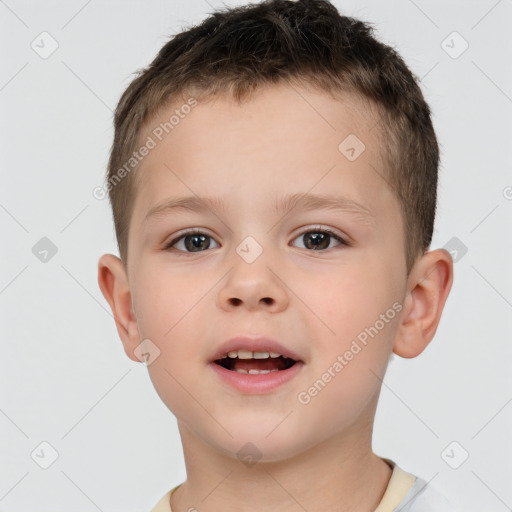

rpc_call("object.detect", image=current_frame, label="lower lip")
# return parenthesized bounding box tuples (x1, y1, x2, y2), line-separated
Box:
(209, 361, 304, 394)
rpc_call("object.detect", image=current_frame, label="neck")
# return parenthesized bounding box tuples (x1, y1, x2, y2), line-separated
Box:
(170, 416, 392, 512)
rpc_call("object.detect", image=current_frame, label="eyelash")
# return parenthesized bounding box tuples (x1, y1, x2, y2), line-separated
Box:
(163, 226, 349, 254)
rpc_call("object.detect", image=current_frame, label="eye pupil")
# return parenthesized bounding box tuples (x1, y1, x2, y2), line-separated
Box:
(185, 234, 210, 251)
(304, 232, 329, 250)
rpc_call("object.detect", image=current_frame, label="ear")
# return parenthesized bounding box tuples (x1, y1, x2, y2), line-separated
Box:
(97, 253, 141, 363)
(393, 249, 453, 358)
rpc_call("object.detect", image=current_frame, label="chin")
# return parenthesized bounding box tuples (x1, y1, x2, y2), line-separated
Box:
(208, 424, 312, 465)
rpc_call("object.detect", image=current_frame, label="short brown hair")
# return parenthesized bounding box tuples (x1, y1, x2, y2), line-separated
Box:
(105, 0, 439, 273)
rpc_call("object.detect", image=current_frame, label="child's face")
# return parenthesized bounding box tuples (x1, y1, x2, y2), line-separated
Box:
(121, 84, 410, 460)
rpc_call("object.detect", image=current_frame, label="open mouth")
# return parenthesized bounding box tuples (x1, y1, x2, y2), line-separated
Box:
(213, 352, 297, 374)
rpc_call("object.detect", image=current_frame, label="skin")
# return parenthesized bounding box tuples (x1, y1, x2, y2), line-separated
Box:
(98, 82, 453, 512)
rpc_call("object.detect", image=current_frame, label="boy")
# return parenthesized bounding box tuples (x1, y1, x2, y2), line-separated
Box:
(97, 0, 455, 510)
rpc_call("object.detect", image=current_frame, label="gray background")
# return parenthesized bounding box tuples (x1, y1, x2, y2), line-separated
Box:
(1, 0, 511, 511)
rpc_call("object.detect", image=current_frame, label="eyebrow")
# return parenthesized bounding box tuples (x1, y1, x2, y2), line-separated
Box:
(144, 192, 374, 223)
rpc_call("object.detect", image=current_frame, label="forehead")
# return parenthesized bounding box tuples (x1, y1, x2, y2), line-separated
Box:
(140, 84, 382, 152)
(131, 83, 393, 224)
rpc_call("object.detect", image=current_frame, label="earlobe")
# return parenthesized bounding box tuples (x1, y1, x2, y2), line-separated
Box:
(393, 249, 453, 359)
(97, 254, 141, 363)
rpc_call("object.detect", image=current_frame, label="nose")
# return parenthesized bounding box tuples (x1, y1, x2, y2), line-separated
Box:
(216, 251, 289, 313)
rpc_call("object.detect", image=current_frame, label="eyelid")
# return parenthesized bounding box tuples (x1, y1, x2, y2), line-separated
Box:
(295, 224, 347, 239)
(293, 224, 350, 248)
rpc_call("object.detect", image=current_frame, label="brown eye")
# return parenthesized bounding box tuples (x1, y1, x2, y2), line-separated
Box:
(292, 228, 346, 251)
(165, 230, 220, 253)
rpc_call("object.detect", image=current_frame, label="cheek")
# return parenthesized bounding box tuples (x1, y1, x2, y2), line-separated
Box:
(134, 265, 197, 337)
(132, 269, 207, 397)
(138, 287, 206, 419)
(295, 276, 400, 431)
(303, 262, 402, 365)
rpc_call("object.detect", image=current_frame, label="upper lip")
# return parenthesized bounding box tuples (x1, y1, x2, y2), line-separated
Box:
(210, 336, 304, 363)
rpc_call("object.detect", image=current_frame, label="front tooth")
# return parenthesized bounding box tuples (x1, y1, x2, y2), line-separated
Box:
(235, 368, 249, 374)
(237, 349, 253, 359)
(253, 351, 269, 359)
(226, 349, 282, 359)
